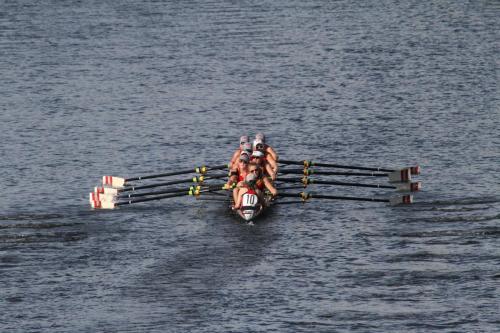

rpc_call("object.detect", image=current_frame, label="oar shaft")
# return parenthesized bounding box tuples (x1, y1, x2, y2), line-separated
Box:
(120, 178, 196, 192)
(279, 160, 420, 175)
(118, 187, 190, 199)
(279, 159, 393, 172)
(116, 192, 189, 206)
(278, 192, 389, 203)
(279, 178, 394, 189)
(119, 175, 225, 193)
(279, 169, 387, 177)
(313, 162, 393, 172)
(125, 168, 196, 181)
(314, 179, 394, 189)
(309, 194, 389, 203)
(125, 164, 228, 182)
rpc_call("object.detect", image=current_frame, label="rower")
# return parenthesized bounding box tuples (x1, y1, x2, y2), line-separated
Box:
(248, 162, 278, 203)
(251, 148, 278, 180)
(253, 137, 278, 168)
(255, 133, 278, 162)
(229, 136, 251, 169)
(227, 152, 250, 201)
(230, 142, 252, 170)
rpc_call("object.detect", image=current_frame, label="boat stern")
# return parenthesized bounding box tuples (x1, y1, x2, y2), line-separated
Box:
(239, 206, 259, 221)
(237, 192, 262, 222)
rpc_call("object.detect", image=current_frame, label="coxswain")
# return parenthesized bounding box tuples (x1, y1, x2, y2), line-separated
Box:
(255, 133, 278, 162)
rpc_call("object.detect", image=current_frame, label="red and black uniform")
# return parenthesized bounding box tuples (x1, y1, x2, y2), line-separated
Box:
(230, 167, 248, 183)
(241, 180, 258, 195)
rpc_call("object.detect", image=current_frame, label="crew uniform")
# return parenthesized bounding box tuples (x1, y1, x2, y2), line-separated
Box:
(233, 173, 259, 209)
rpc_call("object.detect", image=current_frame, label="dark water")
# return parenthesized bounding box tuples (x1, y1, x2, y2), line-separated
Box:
(1, 0, 499, 332)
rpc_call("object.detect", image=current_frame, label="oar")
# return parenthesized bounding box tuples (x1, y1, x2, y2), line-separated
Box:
(92, 186, 198, 204)
(102, 164, 228, 188)
(91, 191, 195, 209)
(278, 177, 422, 192)
(279, 168, 411, 183)
(278, 192, 413, 205)
(90, 184, 230, 209)
(279, 159, 421, 175)
(95, 175, 227, 195)
(279, 169, 387, 177)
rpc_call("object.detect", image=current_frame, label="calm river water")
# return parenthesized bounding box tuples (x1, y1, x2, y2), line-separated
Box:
(1, 0, 499, 332)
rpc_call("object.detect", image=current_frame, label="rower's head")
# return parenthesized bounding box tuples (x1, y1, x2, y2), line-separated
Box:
(255, 133, 265, 143)
(253, 138, 265, 151)
(239, 135, 249, 147)
(245, 172, 257, 185)
(242, 142, 253, 154)
(251, 150, 265, 165)
(238, 152, 250, 166)
(252, 150, 264, 159)
(248, 163, 262, 177)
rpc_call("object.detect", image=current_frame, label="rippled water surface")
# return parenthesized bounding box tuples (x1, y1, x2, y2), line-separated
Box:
(1, 0, 499, 332)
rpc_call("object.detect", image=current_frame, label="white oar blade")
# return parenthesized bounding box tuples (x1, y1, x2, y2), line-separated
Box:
(90, 191, 116, 202)
(92, 200, 117, 209)
(396, 181, 422, 192)
(98, 193, 116, 203)
(89, 192, 98, 205)
(95, 186, 119, 195)
(102, 176, 126, 188)
(89, 192, 117, 209)
(389, 195, 413, 205)
(388, 169, 411, 183)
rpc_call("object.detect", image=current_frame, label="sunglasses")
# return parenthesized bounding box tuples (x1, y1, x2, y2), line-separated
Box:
(240, 142, 247, 145)
(256, 144, 264, 150)
(239, 160, 248, 164)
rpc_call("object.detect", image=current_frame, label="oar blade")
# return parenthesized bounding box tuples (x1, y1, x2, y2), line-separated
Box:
(92, 200, 117, 209)
(410, 165, 421, 175)
(395, 181, 422, 192)
(95, 186, 119, 195)
(389, 195, 413, 205)
(388, 169, 411, 183)
(102, 176, 126, 188)
(89, 192, 117, 209)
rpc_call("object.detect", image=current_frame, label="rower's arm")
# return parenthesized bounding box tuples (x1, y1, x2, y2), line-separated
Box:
(267, 157, 278, 172)
(263, 177, 278, 196)
(226, 169, 238, 187)
(229, 150, 240, 169)
(265, 163, 276, 181)
(267, 147, 278, 162)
